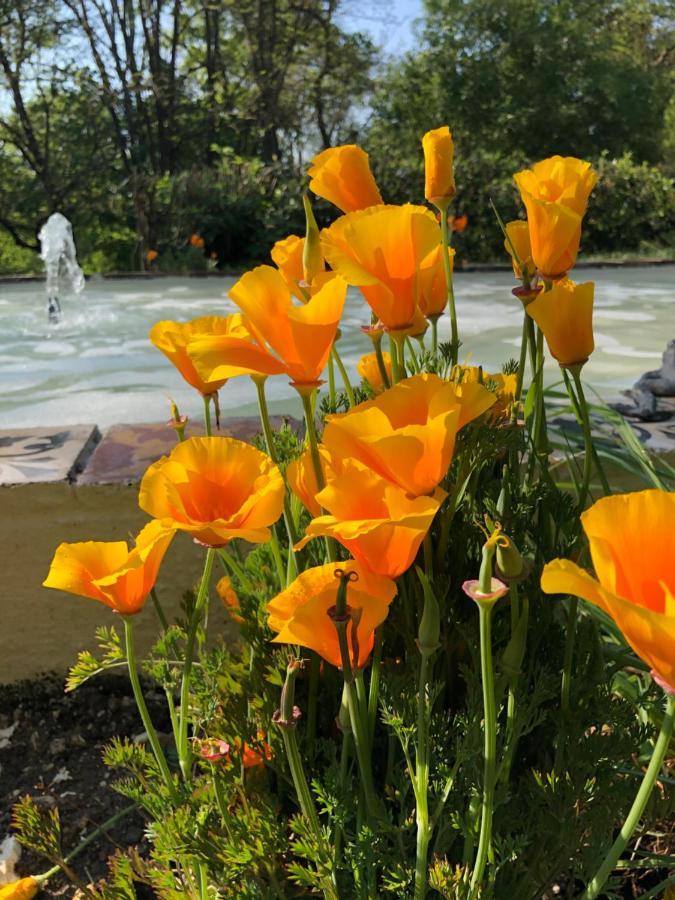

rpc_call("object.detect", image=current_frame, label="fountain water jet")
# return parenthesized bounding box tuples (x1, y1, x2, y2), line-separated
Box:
(38, 212, 85, 322)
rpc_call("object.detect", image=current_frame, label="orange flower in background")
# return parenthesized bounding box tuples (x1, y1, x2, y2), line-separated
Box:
(526, 279, 594, 368)
(146, 249, 158, 263)
(216, 576, 243, 624)
(541, 490, 675, 691)
(150, 315, 264, 395)
(452, 365, 518, 420)
(189, 233, 205, 248)
(267, 560, 397, 668)
(43, 519, 175, 615)
(504, 220, 536, 283)
(286, 445, 334, 517)
(0, 878, 39, 899)
(308, 145, 383, 213)
(239, 732, 273, 768)
(138, 436, 284, 547)
(321, 204, 441, 333)
(452, 215, 468, 232)
(226, 265, 346, 387)
(422, 126, 456, 206)
(357, 351, 392, 394)
(323, 374, 495, 497)
(514, 156, 597, 279)
(418, 244, 455, 318)
(296, 460, 446, 578)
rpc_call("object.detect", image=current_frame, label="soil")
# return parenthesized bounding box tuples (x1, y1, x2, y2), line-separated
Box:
(0, 673, 168, 897)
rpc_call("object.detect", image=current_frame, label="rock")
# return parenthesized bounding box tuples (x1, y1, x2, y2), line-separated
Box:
(49, 736, 67, 755)
(611, 340, 675, 422)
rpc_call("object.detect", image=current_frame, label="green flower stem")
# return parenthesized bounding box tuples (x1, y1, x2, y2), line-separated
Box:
(390, 332, 406, 384)
(514, 313, 530, 405)
(150, 587, 169, 631)
(217, 546, 254, 593)
(560, 597, 579, 715)
(470, 601, 498, 897)
(299, 389, 336, 563)
(562, 369, 611, 496)
(500, 589, 529, 784)
(406, 337, 421, 372)
(332, 346, 356, 407)
(414, 648, 434, 900)
(36, 803, 138, 886)
(582, 694, 675, 900)
(178, 548, 215, 779)
(367, 625, 383, 744)
(571, 367, 594, 510)
(202, 394, 212, 436)
(254, 378, 300, 580)
(373, 338, 391, 389)
(269, 526, 286, 590)
(212, 768, 230, 823)
(123, 618, 178, 800)
(198, 863, 209, 899)
(328, 352, 336, 408)
(438, 199, 458, 366)
(430, 315, 439, 356)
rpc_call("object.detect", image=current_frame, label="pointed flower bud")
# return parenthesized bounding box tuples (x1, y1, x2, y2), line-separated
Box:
(417, 567, 440, 656)
(302, 194, 324, 286)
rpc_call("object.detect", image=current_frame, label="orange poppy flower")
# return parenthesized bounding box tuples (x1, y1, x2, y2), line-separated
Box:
(514, 156, 597, 279)
(43, 519, 175, 615)
(0, 879, 39, 899)
(146, 249, 158, 263)
(321, 204, 442, 333)
(267, 560, 397, 668)
(452, 215, 468, 232)
(526, 279, 594, 368)
(138, 436, 285, 547)
(224, 265, 346, 387)
(150, 315, 264, 395)
(356, 351, 393, 394)
(216, 575, 244, 624)
(239, 732, 273, 768)
(286, 445, 335, 517)
(504, 220, 536, 283)
(189, 233, 205, 248)
(296, 460, 446, 578)
(541, 490, 675, 691)
(308, 145, 383, 213)
(271, 234, 306, 300)
(418, 244, 455, 318)
(322, 374, 495, 497)
(422, 126, 456, 205)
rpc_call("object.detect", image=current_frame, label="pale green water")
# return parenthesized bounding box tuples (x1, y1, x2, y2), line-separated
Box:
(1, 267, 673, 428)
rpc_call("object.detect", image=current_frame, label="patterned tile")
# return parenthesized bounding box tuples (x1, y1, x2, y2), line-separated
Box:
(78, 416, 300, 485)
(0, 425, 99, 485)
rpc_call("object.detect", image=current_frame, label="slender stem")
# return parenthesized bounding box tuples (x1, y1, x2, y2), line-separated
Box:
(470, 602, 497, 896)
(515, 313, 529, 404)
(389, 333, 406, 384)
(582, 694, 675, 900)
(202, 394, 212, 437)
(332, 347, 356, 407)
(269, 526, 286, 590)
(414, 650, 433, 899)
(560, 597, 579, 715)
(178, 549, 215, 779)
(217, 546, 254, 593)
(406, 337, 420, 372)
(430, 316, 439, 356)
(373, 339, 391, 389)
(571, 369, 594, 510)
(367, 625, 383, 745)
(37, 803, 138, 885)
(300, 391, 325, 492)
(328, 352, 336, 408)
(123, 618, 177, 800)
(438, 201, 458, 366)
(150, 588, 169, 631)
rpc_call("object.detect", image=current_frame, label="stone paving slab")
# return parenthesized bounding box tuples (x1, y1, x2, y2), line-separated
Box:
(0, 425, 99, 485)
(78, 416, 299, 485)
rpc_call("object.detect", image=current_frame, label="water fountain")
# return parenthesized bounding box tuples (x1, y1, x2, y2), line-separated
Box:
(38, 212, 85, 322)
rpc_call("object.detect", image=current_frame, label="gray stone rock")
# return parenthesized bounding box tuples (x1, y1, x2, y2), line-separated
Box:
(611, 340, 675, 421)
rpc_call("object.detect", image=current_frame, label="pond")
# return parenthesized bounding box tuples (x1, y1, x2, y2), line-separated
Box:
(1, 266, 673, 428)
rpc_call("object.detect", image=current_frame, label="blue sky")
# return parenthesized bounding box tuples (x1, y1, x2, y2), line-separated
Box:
(338, 0, 425, 55)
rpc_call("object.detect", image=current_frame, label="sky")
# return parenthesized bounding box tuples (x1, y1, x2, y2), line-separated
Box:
(338, 0, 426, 55)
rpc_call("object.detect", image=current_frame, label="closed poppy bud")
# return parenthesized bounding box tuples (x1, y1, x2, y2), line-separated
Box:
(356, 351, 392, 394)
(495, 533, 525, 581)
(0, 879, 39, 899)
(422, 127, 456, 206)
(417, 568, 440, 656)
(308, 145, 383, 213)
(514, 156, 596, 279)
(302, 194, 324, 286)
(526, 279, 594, 368)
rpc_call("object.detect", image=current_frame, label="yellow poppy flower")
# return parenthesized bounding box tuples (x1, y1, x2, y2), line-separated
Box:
(452, 365, 518, 421)
(356, 351, 393, 394)
(321, 204, 442, 333)
(138, 436, 285, 547)
(0, 879, 39, 899)
(322, 374, 495, 497)
(216, 576, 244, 624)
(308, 145, 383, 213)
(514, 156, 597, 279)
(149, 315, 255, 395)
(526, 279, 594, 368)
(43, 519, 175, 615)
(296, 460, 446, 578)
(504, 220, 536, 283)
(422, 126, 456, 205)
(541, 490, 675, 691)
(268, 560, 397, 668)
(286, 445, 335, 518)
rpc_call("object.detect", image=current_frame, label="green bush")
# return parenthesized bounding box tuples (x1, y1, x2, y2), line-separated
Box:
(0, 231, 40, 275)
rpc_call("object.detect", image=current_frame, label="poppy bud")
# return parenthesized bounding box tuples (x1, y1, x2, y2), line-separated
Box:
(302, 194, 324, 285)
(416, 568, 440, 656)
(495, 534, 525, 581)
